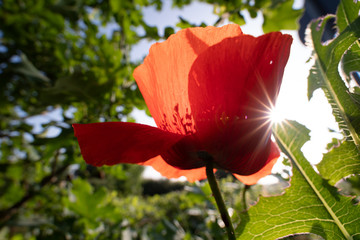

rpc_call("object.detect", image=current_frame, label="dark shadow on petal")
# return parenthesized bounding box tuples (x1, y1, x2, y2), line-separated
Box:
(185, 29, 209, 55)
(158, 104, 209, 170)
(161, 134, 205, 170)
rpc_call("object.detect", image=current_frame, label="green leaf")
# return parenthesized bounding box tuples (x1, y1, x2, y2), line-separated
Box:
(110, 0, 122, 13)
(236, 120, 360, 239)
(342, 47, 360, 79)
(40, 67, 113, 104)
(164, 26, 175, 38)
(307, 57, 325, 99)
(64, 178, 115, 223)
(262, 0, 302, 32)
(350, 89, 360, 106)
(12, 53, 50, 83)
(307, 15, 360, 148)
(337, 0, 360, 81)
(229, 12, 245, 25)
(336, 0, 360, 33)
(176, 17, 196, 29)
(143, 24, 160, 40)
(309, 0, 360, 185)
(318, 141, 360, 185)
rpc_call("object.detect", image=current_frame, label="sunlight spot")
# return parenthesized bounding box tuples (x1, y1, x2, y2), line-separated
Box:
(270, 106, 285, 123)
(258, 175, 279, 185)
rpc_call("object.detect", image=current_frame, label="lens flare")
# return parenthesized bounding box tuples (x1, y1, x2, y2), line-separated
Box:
(270, 106, 285, 123)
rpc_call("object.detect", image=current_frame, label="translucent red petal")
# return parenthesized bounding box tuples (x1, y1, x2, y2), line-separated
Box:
(141, 156, 207, 182)
(233, 141, 280, 185)
(133, 24, 243, 135)
(188, 32, 292, 175)
(73, 122, 184, 166)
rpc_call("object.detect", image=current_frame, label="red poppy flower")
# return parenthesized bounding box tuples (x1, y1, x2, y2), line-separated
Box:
(73, 24, 292, 185)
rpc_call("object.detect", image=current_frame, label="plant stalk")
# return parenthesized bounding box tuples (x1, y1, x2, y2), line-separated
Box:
(206, 161, 236, 240)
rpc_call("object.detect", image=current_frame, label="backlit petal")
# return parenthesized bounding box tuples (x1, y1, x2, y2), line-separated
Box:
(133, 24, 243, 135)
(73, 122, 184, 166)
(142, 156, 207, 182)
(233, 141, 280, 185)
(188, 32, 292, 175)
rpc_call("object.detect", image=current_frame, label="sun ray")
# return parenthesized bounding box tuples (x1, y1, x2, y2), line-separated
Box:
(248, 70, 286, 124)
(230, 70, 289, 160)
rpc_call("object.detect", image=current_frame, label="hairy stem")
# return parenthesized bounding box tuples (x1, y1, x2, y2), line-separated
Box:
(206, 161, 236, 240)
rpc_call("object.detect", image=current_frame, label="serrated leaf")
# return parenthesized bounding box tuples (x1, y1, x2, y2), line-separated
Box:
(236, 120, 360, 239)
(307, 15, 360, 148)
(308, 57, 325, 99)
(342, 46, 360, 79)
(336, 0, 360, 33)
(337, 0, 360, 81)
(350, 89, 360, 105)
(318, 141, 360, 185)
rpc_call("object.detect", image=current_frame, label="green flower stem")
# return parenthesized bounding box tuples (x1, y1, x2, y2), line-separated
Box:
(241, 184, 250, 211)
(206, 161, 236, 240)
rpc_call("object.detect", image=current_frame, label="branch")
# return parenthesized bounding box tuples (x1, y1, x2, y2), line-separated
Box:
(0, 162, 69, 225)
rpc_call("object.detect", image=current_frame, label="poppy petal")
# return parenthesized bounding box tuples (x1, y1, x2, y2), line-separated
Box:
(73, 122, 184, 166)
(233, 141, 280, 185)
(142, 156, 207, 182)
(133, 24, 243, 135)
(188, 32, 292, 175)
